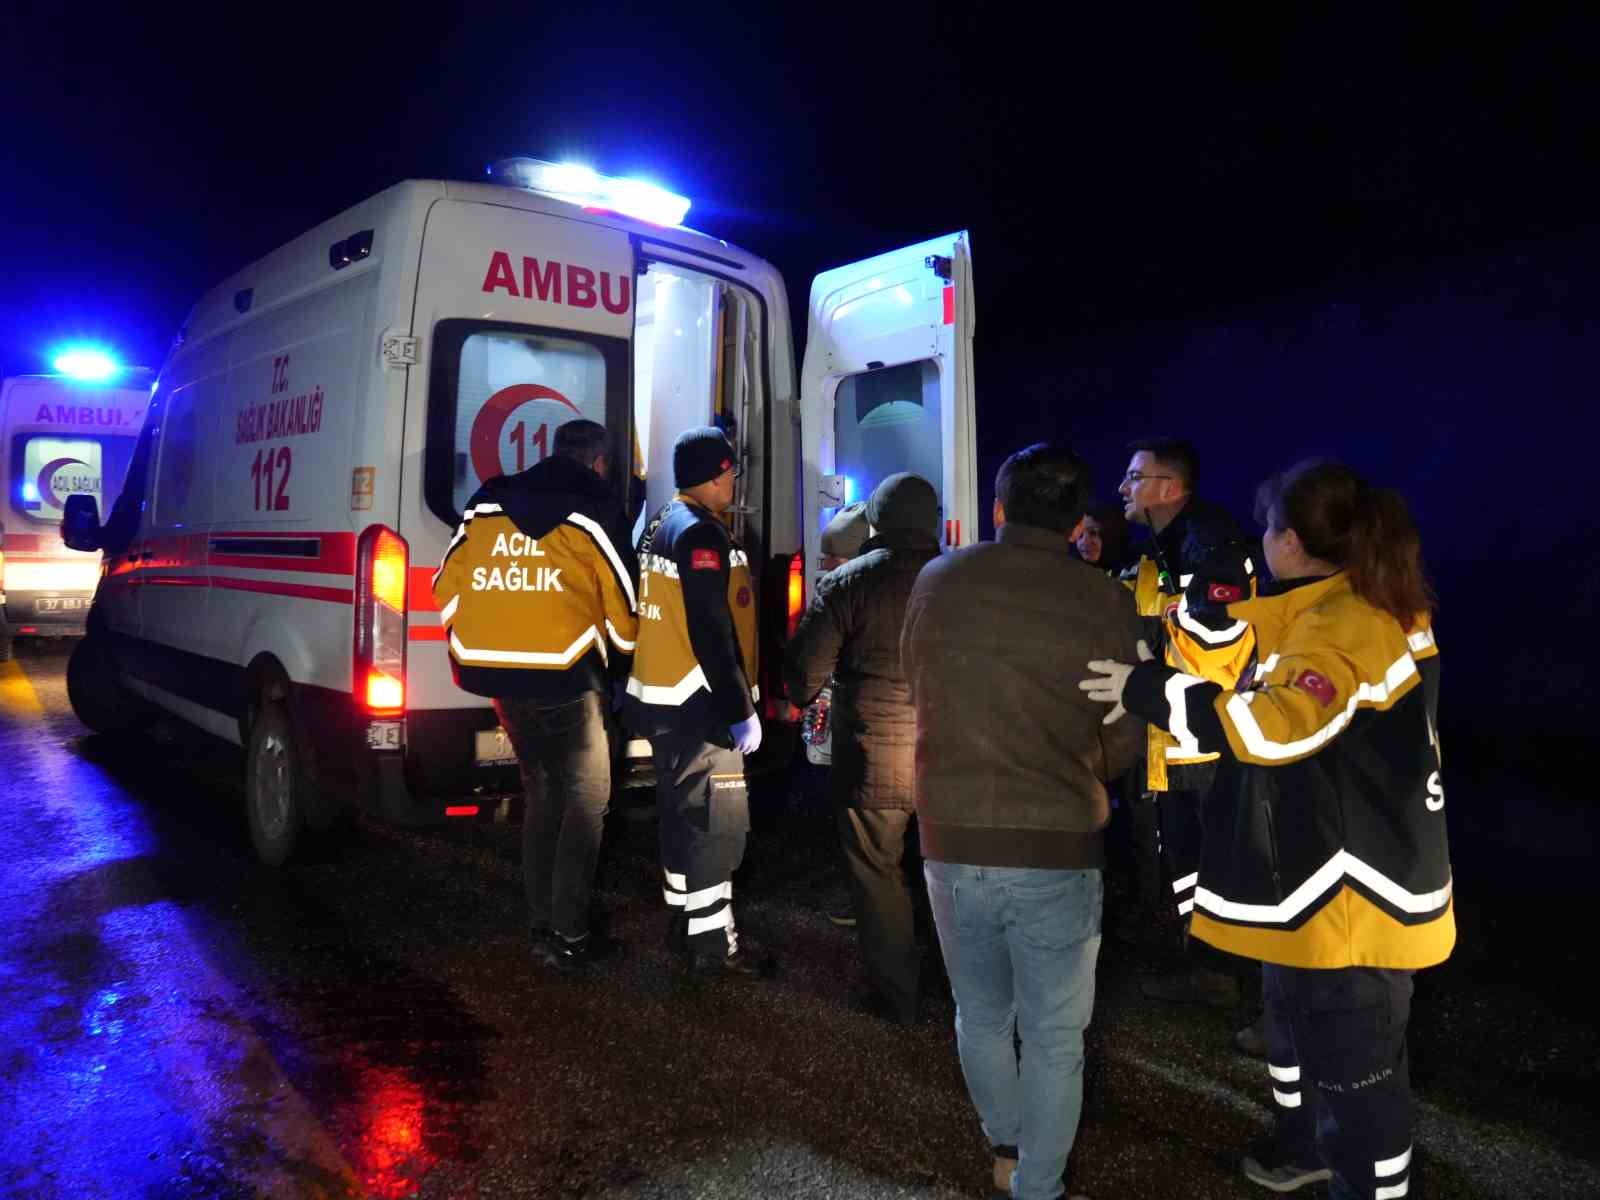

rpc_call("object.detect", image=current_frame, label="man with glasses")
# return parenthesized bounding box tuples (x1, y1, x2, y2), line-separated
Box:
(1119, 437, 1257, 1010)
(625, 426, 772, 978)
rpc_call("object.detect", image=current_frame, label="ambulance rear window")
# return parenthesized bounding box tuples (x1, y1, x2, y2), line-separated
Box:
(9, 433, 138, 525)
(424, 320, 630, 527)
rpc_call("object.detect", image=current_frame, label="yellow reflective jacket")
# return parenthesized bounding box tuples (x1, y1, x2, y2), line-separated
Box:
(431, 456, 638, 701)
(1125, 499, 1258, 790)
(1122, 572, 1454, 970)
(624, 498, 758, 736)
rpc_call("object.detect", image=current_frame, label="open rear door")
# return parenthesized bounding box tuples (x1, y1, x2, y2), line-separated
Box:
(799, 231, 975, 594)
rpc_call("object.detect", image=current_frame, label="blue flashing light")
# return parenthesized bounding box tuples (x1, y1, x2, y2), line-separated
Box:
(22, 481, 40, 502)
(843, 476, 856, 504)
(51, 345, 121, 382)
(487, 157, 691, 226)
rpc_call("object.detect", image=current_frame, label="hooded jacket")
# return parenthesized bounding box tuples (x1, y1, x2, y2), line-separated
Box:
(785, 474, 941, 810)
(1122, 572, 1454, 969)
(431, 455, 638, 701)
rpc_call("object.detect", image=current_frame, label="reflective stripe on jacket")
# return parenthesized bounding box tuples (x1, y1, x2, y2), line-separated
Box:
(1122, 571, 1454, 970)
(432, 457, 637, 701)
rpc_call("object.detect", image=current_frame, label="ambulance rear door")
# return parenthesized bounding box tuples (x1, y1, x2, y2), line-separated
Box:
(799, 232, 976, 594)
(403, 198, 636, 714)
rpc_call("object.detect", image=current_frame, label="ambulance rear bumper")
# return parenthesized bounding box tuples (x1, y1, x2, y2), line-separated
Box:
(292, 689, 520, 826)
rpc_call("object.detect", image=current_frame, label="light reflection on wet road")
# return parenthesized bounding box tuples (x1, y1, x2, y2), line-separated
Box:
(2, 641, 1598, 1199)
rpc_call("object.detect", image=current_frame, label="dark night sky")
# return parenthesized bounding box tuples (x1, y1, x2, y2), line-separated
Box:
(6, 5, 1598, 372)
(4, 4, 1598, 747)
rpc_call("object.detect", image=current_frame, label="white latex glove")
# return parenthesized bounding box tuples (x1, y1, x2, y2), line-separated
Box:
(1080, 639, 1155, 725)
(730, 713, 763, 755)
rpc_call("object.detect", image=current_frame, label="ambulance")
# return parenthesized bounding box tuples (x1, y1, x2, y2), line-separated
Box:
(0, 367, 151, 660)
(62, 157, 976, 865)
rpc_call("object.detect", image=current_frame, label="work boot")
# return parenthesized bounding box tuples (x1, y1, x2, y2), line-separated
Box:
(1235, 1009, 1268, 1058)
(1140, 965, 1240, 1007)
(542, 931, 621, 974)
(687, 949, 775, 979)
(991, 1144, 1017, 1196)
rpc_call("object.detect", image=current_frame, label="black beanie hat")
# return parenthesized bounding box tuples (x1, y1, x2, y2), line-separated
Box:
(867, 472, 940, 538)
(674, 426, 737, 489)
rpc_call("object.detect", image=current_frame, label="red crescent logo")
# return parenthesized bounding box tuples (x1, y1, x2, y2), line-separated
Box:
(467, 384, 581, 484)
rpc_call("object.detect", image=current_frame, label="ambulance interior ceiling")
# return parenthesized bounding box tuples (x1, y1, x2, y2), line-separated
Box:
(631, 263, 757, 544)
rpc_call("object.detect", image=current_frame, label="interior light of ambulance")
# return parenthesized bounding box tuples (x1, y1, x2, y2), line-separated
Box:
(487, 157, 691, 226)
(51, 345, 121, 381)
(356, 525, 409, 715)
(787, 551, 804, 640)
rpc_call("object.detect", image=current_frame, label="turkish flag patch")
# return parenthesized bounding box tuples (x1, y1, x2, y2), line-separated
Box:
(691, 548, 722, 571)
(1208, 582, 1243, 603)
(1294, 669, 1337, 707)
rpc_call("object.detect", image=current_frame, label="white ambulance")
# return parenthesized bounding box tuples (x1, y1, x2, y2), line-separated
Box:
(62, 157, 976, 865)
(1, 369, 151, 660)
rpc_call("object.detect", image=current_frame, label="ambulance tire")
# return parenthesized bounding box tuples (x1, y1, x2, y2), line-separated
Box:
(246, 703, 308, 868)
(66, 635, 142, 735)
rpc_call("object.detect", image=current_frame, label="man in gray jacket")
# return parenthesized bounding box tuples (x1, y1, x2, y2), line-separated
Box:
(902, 444, 1144, 1200)
(786, 474, 941, 1024)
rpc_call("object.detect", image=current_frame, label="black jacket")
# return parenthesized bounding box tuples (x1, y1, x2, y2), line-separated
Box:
(785, 527, 940, 810)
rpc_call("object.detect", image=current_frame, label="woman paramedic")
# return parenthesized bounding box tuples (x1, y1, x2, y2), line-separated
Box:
(1081, 460, 1452, 1200)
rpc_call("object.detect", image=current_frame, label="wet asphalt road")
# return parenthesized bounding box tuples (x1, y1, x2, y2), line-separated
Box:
(1, 640, 1597, 1200)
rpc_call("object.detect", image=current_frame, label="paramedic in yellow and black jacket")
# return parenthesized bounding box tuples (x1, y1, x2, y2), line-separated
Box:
(1118, 436, 1258, 1007)
(623, 426, 770, 980)
(1083, 460, 1451, 1200)
(432, 419, 638, 973)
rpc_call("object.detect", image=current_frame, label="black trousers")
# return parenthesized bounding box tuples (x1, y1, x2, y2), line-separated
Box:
(1262, 963, 1416, 1200)
(650, 730, 749, 957)
(835, 804, 922, 1020)
(493, 692, 614, 939)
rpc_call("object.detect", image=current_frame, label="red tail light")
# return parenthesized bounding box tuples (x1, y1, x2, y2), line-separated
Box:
(356, 525, 408, 715)
(786, 551, 804, 639)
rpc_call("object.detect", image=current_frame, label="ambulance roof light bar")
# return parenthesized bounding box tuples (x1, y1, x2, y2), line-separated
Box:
(487, 157, 691, 227)
(50, 345, 122, 382)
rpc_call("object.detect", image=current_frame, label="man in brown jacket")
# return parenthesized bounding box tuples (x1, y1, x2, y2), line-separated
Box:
(902, 443, 1144, 1200)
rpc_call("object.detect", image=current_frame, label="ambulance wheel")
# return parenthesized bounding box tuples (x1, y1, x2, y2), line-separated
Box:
(67, 636, 139, 734)
(246, 703, 307, 867)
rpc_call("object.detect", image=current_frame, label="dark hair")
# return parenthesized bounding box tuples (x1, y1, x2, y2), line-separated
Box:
(996, 443, 1091, 534)
(1255, 460, 1435, 630)
(1078, 502, 1131, 565)
(1127, 436, 1199, 494)
(554, 419, 609, 467)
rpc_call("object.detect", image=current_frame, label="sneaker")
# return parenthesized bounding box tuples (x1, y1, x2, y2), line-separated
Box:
(1235, 1011, 1268, 1058)
(1241, 1139, 1332, 1192)
(1140, 966, 1240, 1008)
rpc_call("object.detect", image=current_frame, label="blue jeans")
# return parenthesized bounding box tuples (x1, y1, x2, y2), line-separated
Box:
(924, 861, 1102, 1200)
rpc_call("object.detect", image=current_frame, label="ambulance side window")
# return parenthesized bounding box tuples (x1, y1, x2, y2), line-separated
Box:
(99, 417, 157, 554)
(423, 320, 629, 528)
(833, 359, 942, 515)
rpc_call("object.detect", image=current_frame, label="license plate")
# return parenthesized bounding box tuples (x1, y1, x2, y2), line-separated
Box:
(365, 720, 403, 751)
(35, 596, 88, 614)
(475, 727, 517, 766)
